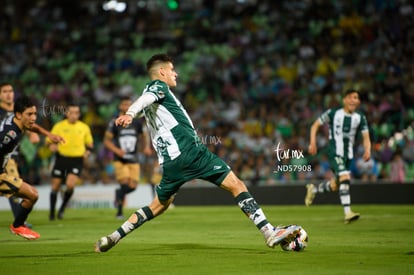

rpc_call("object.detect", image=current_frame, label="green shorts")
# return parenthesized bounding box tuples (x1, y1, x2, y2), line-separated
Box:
(156, 144, 231, 202)
(328, 153, 352, 178)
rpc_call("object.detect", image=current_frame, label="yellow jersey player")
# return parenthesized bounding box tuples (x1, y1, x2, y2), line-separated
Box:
(46, 103, 93, 220)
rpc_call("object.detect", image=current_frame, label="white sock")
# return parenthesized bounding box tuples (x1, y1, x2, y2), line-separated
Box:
(318, 181, 331, 193)
(109, 221, 135, 243)
(260, 223, 275, 238)
(339, 183, 351, 215)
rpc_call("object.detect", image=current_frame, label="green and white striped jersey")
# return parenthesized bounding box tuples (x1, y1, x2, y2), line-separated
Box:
(319, 107, 369, 159)
(141, 80, 199, 164)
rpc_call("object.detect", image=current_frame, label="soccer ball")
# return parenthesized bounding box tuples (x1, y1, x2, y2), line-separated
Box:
(280, 226, 308, 252)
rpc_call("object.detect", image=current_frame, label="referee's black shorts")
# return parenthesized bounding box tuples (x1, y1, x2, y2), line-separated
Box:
(51, 154, 84, 179)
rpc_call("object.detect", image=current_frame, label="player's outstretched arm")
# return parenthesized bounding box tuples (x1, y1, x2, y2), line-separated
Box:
(115, 114, 133, 128)
(116, 93, 156, 127)
(31, 123, 65, 144)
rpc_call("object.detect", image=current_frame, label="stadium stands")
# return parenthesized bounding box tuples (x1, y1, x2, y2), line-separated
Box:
(1, 0, 413, 185)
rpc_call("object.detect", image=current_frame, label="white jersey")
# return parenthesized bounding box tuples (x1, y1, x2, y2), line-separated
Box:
(319, 107, 369, 159)
(140, 80, 198, 164)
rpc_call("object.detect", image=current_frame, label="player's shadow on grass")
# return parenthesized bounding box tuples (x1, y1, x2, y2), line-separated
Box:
(0, 251, 92, 259)
(143, 243, 269, 255)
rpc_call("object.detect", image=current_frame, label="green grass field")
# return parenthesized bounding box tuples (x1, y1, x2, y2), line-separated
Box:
(1, 205, 413, 275)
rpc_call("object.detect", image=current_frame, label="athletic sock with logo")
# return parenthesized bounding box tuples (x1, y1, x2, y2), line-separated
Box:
(235, 192, 274, 237)
(339, 180, 352, 214)
(317, 180, 332, 193)
(109, 206, 154, 243)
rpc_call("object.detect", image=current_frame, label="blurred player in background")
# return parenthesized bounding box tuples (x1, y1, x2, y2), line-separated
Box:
(0, 83, 40, 228)
(95, 53, 301, 253)
(305, 89, 371, 224)
(104, 96, 152, 219)
(1, 96, 63, 239)
(47, 103, 94, 220)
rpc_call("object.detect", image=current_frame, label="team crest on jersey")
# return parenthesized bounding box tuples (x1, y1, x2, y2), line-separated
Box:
(149, 85, 165, 98)
(7, 130, 17, 138)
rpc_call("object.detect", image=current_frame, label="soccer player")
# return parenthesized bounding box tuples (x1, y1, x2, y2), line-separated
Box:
(1, 96, 64, 239)
(104, 96, 152, 219)
(0, 83, 40, 227)
(47, 103, 94, 220)
(95, 53, 300, 252)
(305, 89, 371, 224)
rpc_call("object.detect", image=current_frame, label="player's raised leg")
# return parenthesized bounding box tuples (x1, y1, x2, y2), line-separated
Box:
(305, 178, 336, 206)
(95, 194, 169, 252)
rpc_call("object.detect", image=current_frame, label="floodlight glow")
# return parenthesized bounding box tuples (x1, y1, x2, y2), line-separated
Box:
(102, 0, 126, 13)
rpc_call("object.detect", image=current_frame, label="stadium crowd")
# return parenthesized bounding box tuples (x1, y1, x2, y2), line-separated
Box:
(1, 0, 413, 186)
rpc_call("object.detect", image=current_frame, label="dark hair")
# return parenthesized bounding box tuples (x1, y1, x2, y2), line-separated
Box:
(343, 89, 359, 97)
(14, 95, 35, 114)
(146, 53, 173, 72)
(118, 95, 132, 102)
(0, 82, 12, 90)
(67, 101, 80, 108)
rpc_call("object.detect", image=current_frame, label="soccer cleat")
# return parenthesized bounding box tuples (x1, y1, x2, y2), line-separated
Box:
(95, 236, 116, 253)
(266, 225, 301, 248)
(344, 212, 360, 224)
(10, 224, 40, 240)
(116, 214, 124, 220)
(305, 183, 316, 206)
